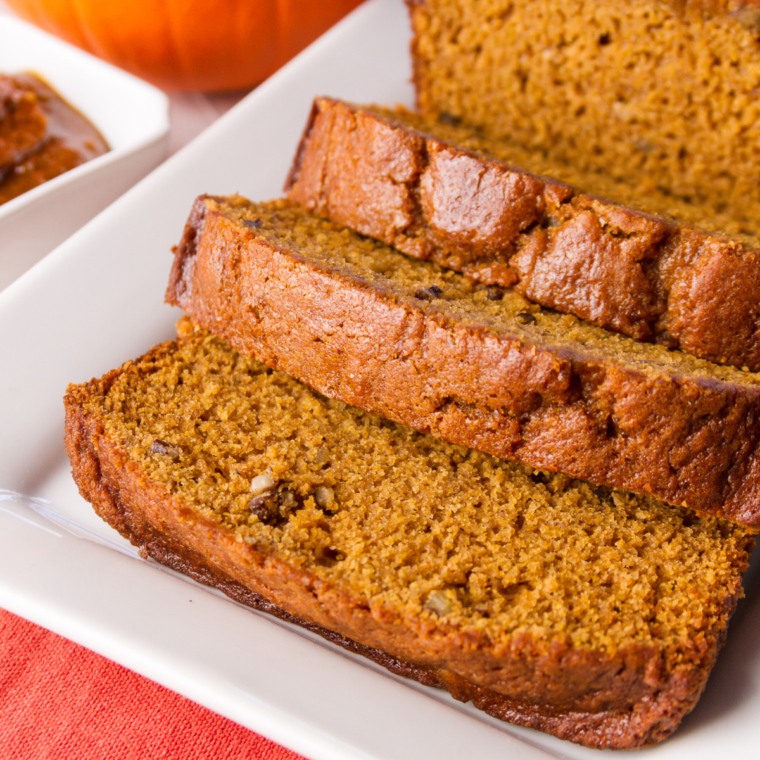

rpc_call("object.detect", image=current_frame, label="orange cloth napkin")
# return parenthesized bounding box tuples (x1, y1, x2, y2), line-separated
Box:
(0, 608, 306, 759)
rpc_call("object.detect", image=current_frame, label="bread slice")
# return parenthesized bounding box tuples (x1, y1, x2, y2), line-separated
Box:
(287, 97, 760, 372)
(63, 321, 754, 749)
(407, 0, 760, 239)
(167, 195, 760, 526)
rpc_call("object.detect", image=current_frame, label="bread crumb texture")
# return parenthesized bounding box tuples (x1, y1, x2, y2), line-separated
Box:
(74, 324, 753, 663)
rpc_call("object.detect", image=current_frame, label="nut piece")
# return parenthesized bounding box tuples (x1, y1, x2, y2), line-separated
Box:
(250, 473, 276, 495)
(414, 285, 443, 301)
(733, 7, 760, 33)
(249, 482, 301, 526)
(424, 590, 453, 617)
(150, 439, 182, 459)
(314, 486, 335, 508)
(248, 492, 278, 523)
(437, 112, 462, 127)
(279, 488, 297, 509)
(314, 445, 330, 467)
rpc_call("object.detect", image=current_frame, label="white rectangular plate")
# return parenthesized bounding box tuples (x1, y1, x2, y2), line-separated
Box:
(0, 1, 759, 758)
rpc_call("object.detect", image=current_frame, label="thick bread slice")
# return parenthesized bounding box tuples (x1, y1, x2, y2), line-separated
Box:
(63, 323, 754, 749)
(167, 195, 760, 526)
(287, 97, 760, 371)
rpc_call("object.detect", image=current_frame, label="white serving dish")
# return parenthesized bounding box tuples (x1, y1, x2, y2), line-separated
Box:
(0, 13, 169, 292)
(0, 1, 759, 758)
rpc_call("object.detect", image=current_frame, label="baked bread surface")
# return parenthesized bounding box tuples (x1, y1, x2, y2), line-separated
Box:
(167, 195, 760, 525)
(287, 97, 760, 371)
(407, 0, 760, 236)
(63, 323, 754, 749)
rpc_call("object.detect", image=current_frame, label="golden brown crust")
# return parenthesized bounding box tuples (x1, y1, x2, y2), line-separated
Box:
(166, 196, 760, 526)
(405, 0, 760, 272)
(64, 366, 739, 749)
(287, 97, 760, 371)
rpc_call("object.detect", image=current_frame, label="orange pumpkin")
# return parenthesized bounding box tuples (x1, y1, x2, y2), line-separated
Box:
(5, 0, 365, 91)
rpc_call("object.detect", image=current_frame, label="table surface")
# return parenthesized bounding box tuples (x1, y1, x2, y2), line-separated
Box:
(0, 3, 306, 758)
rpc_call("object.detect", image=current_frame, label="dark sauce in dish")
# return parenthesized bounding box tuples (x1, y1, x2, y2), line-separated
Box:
(0, 73, 109, 206)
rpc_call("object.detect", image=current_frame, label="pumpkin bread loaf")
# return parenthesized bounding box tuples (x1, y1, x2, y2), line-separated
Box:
(167, 195, 760, 526)
(288, 97, 760, 371)
(64, 322, 754, 750)
(407, 0, 760, 234)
